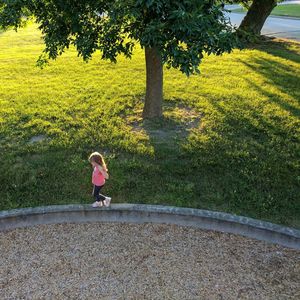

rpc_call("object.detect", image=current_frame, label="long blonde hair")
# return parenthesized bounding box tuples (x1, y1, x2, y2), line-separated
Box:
(89, 152, 108, 171)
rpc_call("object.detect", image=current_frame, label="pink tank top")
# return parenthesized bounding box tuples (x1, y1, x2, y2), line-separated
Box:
(92, 166, 105, 186)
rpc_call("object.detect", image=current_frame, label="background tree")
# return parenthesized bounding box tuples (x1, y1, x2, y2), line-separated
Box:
(0, 0, 239, 119)
(239, 0, 277, 35)
(227, 0, 281, 35)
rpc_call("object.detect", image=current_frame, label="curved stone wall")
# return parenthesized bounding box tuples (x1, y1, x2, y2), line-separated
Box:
(0, 204, 299, 249)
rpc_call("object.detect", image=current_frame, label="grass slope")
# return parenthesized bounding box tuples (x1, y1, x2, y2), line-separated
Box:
(273, 4, 300, 18)
(0, 24, 299, 228)
(233, 4, 300, 18)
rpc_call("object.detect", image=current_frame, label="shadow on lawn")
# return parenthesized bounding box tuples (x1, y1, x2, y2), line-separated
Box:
(125, 94, 299, 227)
(201, 97, 299, 226)
(123, 100, 203, 207)
(252, 38, 300, 64)
(237, 56, 300, 118)
(198, 47, 300, 225)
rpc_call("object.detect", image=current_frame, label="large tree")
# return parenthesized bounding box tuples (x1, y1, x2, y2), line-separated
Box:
(0, 0, 239, 119)
(227, 0, 279, 35)
(239, 0, 277, 35)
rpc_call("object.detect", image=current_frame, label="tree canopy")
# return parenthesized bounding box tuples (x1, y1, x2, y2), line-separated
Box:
(0, 0, 240, 118)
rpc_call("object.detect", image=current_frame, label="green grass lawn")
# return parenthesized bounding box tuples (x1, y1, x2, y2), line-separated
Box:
(0, 24, 299, 228)
(233, 4, 300, 18)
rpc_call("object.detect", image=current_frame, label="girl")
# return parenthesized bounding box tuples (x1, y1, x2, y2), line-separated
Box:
(89, 152, 111, 208)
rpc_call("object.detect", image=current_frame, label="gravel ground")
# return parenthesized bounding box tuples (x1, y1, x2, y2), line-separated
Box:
(1, 222, 299, 299)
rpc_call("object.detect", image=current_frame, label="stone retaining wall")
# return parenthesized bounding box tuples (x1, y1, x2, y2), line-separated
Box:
(1, 204, 299, 249)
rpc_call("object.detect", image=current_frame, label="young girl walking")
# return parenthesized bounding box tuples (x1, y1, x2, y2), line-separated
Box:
(89, 152, 111, 208)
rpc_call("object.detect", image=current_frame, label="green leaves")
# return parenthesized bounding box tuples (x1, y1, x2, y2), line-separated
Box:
(127, 0, 240, 75)
(0, 0, 31, 30)
(0, 0, 240, 74)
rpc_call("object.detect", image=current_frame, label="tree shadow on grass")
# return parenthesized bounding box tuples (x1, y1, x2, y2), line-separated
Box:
(237, 56, 300, 117)
(199, 95, 300, 227)
(250, 37, 300, 64)
(114, 84, 300, 227)
(245, 77, 300, 118)
(121, 99, 203, 207)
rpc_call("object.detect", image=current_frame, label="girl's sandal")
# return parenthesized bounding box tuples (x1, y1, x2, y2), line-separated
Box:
(92, 201, 103, 208)
(104, 197, 111, 207)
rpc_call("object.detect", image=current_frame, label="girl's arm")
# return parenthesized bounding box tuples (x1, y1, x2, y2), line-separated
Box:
(97, 164, 109, 179)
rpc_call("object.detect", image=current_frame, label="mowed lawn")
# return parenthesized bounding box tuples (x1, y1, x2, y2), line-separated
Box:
(0, 24, 299, 228)
(233, 4, 300, 18)
(273, 4, 300, 18)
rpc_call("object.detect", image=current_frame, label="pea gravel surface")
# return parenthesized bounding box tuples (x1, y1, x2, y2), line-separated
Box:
(1, 222, 299, 299)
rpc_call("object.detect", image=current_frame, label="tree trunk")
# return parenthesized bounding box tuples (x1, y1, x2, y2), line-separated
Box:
(142, 47, 163, 119)
(239, 0, 277, 35)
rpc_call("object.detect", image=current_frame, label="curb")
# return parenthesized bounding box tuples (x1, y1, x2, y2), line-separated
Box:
(0, 204, 299, 250)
